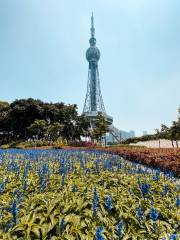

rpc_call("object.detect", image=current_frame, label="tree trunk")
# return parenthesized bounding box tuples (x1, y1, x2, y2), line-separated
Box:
(175, 140, 178, 148)
(171, 140, 174, 148)
(158, 139, 161, 148)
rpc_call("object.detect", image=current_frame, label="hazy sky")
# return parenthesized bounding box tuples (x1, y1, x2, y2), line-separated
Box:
(0, 0, 180, 136)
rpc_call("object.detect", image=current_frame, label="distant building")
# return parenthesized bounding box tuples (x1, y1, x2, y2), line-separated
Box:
(106, 129, 135, 144)
(129, 130, 135, 138)
(142, 131, 148, 136)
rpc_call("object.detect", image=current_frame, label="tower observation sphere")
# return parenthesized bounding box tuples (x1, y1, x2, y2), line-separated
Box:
(86, 46, 100, 62)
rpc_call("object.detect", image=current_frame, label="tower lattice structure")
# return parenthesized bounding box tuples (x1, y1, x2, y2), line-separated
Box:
(83, 14, 113, 127)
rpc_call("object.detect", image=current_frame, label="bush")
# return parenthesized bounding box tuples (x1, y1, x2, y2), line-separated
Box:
(69, 140, 97, 147)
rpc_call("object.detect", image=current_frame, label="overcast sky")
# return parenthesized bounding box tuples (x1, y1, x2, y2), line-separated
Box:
(0, 0, 180, 136)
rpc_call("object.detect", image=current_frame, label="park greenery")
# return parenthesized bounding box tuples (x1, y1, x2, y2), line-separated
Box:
(0, 99, 179, 148)
(91, 112, 108, 143)
(0, 99, 109, 148)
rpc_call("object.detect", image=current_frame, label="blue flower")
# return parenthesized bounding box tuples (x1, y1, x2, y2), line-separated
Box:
(59, 159, 66, 175)
(13, 189, 23, 204)
(96, 226, 104, 240)
(139, 183, 150, 197)
(93, 187, 99, 215)
(161, 185, 169, 197)
(0, 178, 8, 193)
(117, 220, 123, 240)
(149, 208, 159, 221)
(12, 199, 18, 224)
(105, 195, 113, 211)
(72, 185, 78, 192)
(117, 162, 122, 171)
(175, 196, 180, 207)
(136, 207, 144, 223)
(60, 217, 65, 234)
(153, 169, 160, 181)
(67, 160, 71, 173)
(95, 160, 100, 174)
(170, 234, 178, 240)
(22, 169, 27, 191)
(38, 163, 50, 191)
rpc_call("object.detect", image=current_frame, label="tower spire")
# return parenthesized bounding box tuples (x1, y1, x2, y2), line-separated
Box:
(91, 12, 95, 38)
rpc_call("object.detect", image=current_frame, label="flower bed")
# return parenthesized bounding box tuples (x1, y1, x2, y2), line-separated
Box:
(92, 147, 180, 176)
(0, 149, 179, 239)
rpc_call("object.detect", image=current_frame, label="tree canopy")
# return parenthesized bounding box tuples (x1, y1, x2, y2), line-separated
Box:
(91, 112, 108, 142)
(0, 98, 90, 144)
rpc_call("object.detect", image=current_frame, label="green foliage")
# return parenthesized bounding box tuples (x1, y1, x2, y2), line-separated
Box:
(0, 151, 178, 239)
(92, 112, 108, 142)
(47, 122, 64, 142)
(0, 101, 10, 111)
(27, 120, 48, 139)
(122, 134, 156, 144)
(0, 98, 90, 145)
(0, 140, 52, 149)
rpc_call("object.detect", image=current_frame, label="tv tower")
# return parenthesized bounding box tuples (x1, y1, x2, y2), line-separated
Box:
(83, 13, 113, 127)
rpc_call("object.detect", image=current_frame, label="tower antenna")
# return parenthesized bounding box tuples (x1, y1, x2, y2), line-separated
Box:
(91, 12, 95, 38)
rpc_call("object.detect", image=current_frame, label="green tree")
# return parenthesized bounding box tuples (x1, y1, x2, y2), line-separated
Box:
(155, 129, 162, 148)
(73, 115, 90, 140)
(92, 112, 108, 143)
(47, 122, 64, 141)
(169, 121, 180, 148)
(9, 98, 44, 139)
(0, 101, 11, 144)
(58, 104, 80, 141)
(160, 107, 180, 148)
(160, 124, 169, 139)
(27, 119, 48, 139)
(0, 101, 10, 111)
(0, 98, 92, 144)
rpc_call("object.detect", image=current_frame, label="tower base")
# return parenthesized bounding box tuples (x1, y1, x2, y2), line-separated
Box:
(83, 111, 113, 128)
